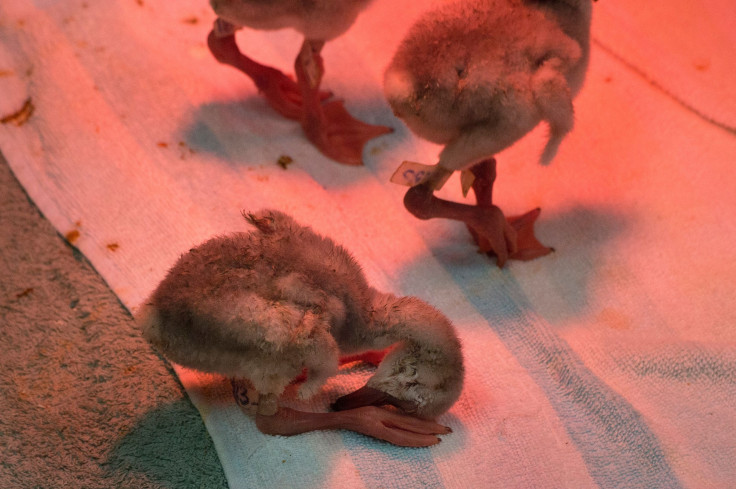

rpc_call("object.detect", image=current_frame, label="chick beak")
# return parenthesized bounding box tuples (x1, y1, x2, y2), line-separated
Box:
(332, 385, 418, 414)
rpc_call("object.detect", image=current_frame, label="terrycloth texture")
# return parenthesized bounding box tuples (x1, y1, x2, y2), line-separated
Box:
(0, 155, 228, 488)
(1, 1, 735, 488)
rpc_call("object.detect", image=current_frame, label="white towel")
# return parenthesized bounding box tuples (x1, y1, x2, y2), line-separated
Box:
(2, 1, 735, 487)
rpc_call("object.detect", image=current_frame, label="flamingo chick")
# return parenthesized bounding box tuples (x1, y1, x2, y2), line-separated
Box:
(385, 0, 595, 266)
(207, 0, 392, 165)
(137, 209, 463, 447)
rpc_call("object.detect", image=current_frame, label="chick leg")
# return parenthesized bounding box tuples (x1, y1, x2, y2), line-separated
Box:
(403, 163, 517, 267)
(207, 20, 331, 120)
(468, 159, 553, 262)
(256, 406, 450, 447)
(338, 349, 386, 367)
(295, 39, 392, 166)
(231, 380, 280, 415)
(290, 350, 386, 386)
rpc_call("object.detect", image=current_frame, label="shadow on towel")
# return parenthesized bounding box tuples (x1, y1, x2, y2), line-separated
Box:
(182, 99, 301, 165)
(181, 96, 397, 188)
(106, 398, 227, 488)
(397, 203, 683, 488)
(403, 204, 630, 324)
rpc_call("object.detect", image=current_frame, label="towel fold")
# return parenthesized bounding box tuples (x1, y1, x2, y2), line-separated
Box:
(2, 1, 735, 487)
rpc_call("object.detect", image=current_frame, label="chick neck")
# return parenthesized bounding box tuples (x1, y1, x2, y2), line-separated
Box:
(355, 290, 464, 417)
(362, 291, 457, 350)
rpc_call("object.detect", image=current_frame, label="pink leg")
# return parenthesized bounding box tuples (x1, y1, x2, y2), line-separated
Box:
(232, 377, 447, 446)
(256, 406, 450, 447)
(207, 28, 331, 120)
(404, 161, 517, 267)
(288, 350, 388, 386)
(468, 159, 553, 262)
(338, 349, 387, 367)
(295, 40, 393, 166)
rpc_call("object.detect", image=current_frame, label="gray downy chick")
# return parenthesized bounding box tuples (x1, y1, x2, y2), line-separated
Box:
(138, 209, 463, 445)
(385, 0, 596, 266)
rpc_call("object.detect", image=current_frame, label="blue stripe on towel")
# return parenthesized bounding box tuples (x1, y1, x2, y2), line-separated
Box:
(451, 267, 683, 489)
(343, 433, 445, 489)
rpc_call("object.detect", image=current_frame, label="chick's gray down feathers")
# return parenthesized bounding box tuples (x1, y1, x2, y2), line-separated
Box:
(139, 210, 464, 419)
(384, 0, 594, 168)
(209, 0, 376, 41)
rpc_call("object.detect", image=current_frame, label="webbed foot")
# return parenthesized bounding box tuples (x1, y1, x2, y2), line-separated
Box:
(302, 100, 393, 166)
(256, 406, 450, 447)
(507, 208, 554, 261)
(468, 208, 553, 265)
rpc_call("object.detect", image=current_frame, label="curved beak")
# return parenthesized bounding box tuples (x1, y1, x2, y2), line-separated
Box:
(332, 385, 418, 414)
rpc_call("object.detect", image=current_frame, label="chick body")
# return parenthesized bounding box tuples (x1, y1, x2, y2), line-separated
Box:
(139, 210, 463, 418)
(210, 0, 376, 41)
(385, 0, 593, 169)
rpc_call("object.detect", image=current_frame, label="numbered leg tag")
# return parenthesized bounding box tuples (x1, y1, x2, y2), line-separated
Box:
(230, 378, 258, 412)
(390, 161, 452, 190)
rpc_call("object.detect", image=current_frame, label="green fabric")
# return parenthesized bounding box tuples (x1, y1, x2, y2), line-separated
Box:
(0, 154, 228, 489)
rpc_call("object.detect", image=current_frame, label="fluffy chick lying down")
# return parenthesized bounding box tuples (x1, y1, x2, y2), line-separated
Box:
(138, 209, 464, 447)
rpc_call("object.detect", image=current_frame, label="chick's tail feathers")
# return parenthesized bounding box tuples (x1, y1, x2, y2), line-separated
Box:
(533, 59, 575, 165)
(243, 208, 318, 237)
(242, 209, 294, 234)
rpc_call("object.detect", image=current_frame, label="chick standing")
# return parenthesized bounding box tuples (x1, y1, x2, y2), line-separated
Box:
(207, 0, 391, 165)
(385, 0, 596, 266)
(138, 209, 463, 447)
